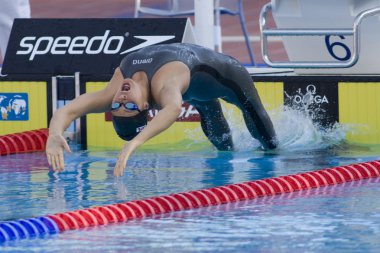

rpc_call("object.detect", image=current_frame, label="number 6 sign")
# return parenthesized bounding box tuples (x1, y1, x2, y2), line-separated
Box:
(325, 35, 352, 61)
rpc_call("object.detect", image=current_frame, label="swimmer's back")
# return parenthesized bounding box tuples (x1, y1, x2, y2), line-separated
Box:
(119, 43, 242, 80)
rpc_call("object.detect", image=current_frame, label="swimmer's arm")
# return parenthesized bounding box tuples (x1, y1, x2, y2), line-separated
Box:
(113, 87, 182, 176)
(47, 68, 123, 171)
(113, 62, 190, 176)
(136, 87, 182, 144)
(132, 62, 190, 144)
(49, 68, 122, 136)
(46, 87, 114, 172)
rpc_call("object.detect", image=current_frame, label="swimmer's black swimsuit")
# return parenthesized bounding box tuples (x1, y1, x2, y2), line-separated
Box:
(120, 43, 277, 150)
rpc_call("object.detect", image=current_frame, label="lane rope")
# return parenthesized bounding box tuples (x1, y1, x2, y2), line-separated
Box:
(0, 129, 48, 155)
(1, 160, 379, 243)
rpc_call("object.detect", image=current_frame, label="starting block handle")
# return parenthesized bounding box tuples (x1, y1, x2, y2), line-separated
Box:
(259, 3, 380, 68)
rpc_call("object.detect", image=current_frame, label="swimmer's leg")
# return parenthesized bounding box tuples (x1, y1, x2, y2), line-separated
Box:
(240, 100, 277, 150)
(222, 64, 278, 150)
(192, 100, 233, 151)
(238, 87, 278, 150)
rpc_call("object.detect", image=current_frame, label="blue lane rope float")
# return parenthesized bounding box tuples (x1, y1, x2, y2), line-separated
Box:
(0, 217, 59, 242)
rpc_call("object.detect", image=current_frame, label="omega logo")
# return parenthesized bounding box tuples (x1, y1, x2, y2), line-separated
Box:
(289, 84, 329, 106)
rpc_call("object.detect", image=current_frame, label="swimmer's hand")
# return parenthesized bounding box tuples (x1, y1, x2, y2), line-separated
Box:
(46, 134, 72, 172)
(114, 140, 140, 177)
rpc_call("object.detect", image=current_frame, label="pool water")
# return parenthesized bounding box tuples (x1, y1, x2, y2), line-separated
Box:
(0, 144, 380, 252)
(1, 108, 380, 252)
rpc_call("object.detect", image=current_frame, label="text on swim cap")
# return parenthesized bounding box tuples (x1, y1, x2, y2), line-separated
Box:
(132, 58, 153, 65)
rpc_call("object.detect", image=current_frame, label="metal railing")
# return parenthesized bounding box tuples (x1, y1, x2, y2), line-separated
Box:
(259, 3, 380, 68)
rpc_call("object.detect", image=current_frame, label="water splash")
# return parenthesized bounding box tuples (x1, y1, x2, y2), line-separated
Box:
(272, 106, 348, 151)
(182, 104, 353, 152)
(224, 105, 350, 152)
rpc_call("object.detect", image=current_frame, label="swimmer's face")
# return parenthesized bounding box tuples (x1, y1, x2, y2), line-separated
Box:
(111, 78, 144, 117)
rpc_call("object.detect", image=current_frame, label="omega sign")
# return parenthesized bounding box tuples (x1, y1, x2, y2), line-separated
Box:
(3, 18, 188, 75)
(289, 84, 329, 106)
(284, 80, 338, 126)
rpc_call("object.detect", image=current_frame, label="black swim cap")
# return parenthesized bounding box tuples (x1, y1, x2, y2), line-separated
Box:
(112, 111, 148, 141)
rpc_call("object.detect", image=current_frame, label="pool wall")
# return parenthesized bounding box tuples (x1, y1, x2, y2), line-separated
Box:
(1, 74, 379, 149)
(85, 75, 380, 149)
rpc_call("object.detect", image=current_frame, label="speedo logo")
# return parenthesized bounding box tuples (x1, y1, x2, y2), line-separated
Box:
(133, 58, 153, 65)
(16, 31, 175, 61)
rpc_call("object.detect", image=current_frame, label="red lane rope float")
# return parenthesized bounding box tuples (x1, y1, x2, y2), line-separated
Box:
(1, 160, 380, 242)
(0, 128, 48, 155)
(46, 160, 380, 232)
(0, 138, 10, 155)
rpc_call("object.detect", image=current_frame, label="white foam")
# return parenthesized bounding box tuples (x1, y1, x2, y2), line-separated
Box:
(225, 105, 350, 152)
(183, 104, 353, 152)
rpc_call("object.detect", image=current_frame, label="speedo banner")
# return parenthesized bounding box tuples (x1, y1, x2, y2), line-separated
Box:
(3, 18, 195, 75)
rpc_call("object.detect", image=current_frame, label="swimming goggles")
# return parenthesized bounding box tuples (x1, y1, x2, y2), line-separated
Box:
(111, 102, 141, 112)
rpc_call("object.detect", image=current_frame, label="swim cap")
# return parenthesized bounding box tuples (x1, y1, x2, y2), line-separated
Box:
(112, 110, 148, 141)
